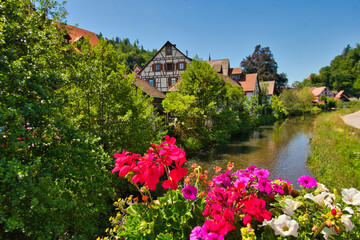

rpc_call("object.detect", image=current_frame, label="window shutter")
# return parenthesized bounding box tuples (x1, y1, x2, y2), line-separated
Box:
(164, 63, 167, 72)
(152, 64, 155, 71)
(176, 63, 179, 70)
(160, 64, 163, 71)
(168, 77, 172, 87)
(154, 79, 156, 87)
(184, 62, 187, 70)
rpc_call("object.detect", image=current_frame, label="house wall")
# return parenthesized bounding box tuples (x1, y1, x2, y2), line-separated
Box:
(139, 44, 192, 92)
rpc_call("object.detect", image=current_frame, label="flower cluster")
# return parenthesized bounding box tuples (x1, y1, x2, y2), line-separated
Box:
(107, 137, 360, 240)
(112, 135, 187, 192)
(191, 166, 286, 239)
(191, 165, 360, 240)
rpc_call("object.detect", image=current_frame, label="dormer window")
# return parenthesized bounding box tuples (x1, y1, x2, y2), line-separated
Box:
(166, 47, 172, 55)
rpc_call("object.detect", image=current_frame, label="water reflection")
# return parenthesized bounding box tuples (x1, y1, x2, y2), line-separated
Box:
(187, 116, 315, 189)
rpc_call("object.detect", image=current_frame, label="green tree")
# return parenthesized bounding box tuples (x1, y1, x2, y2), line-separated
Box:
(64, 39, 164, 154)
(241, 45, 288, 93)
(163, 57, 249, 150)
(0, 1, 123, 238)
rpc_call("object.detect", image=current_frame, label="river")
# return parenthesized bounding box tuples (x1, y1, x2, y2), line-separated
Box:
(186, 116, 315, 189)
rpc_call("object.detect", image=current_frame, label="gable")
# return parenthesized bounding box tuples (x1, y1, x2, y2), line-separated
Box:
(139, 41, 192, 75)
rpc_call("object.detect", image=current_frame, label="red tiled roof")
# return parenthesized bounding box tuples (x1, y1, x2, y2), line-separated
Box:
(57, 22, 99, 46)
(311, 86, 326, 97)
(206, 59, 230, 76)
(259, 81, 275, 95)
(219, 74, 241, 87)
(167, 83, 179, 92)
(134, 77, 166, 98)
(239, 73, 258, 92)
(335, 90, 344, 99)
(229, 67, 242, 75)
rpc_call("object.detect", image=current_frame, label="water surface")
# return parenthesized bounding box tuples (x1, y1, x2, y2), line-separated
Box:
(187, 116, 315, 188)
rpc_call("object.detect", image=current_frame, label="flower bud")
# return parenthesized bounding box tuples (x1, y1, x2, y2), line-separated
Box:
(331, 208, 337, 216)
(312, 225, 318, 232)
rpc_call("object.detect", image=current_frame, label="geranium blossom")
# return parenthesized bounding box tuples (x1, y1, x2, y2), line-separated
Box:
(267, 214, 299, 237)
(298, 175, 317, 188)
(182, 185, 197, 199)
(341, 188, 360, 205)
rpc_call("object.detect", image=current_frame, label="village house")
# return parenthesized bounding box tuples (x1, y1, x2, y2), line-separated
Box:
(334, 90, 351, 102)
(309, 86, 335, 102)
(134, 77, 166, 112)
(259, 81, 275, 101)
(138, 41, 192, 92)
(57, 23, 99, 52)
(206, 58, 260, 99)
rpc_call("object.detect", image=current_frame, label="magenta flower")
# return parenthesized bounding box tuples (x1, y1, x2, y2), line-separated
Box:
(190, 226, 203, 240)
(297, 175, 317, 188)
(254, 168, 270, 179)
(182, 184, 197, 199)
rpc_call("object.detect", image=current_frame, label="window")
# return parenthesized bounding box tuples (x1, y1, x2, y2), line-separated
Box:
(155, 64, 161, 71)
(166, 63, 173, 71)
(148, 79, 154, 86)
(171, 77, 177, 86)
(179, 62, 185, 70)
(166, 47, 172, 55)
(231, 74, 240, 80)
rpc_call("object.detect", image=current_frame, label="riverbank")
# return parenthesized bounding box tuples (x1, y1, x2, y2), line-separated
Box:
(307, 108, 360, 189)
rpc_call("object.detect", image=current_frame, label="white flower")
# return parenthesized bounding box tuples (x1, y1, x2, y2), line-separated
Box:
(342, 188, 360, 205)
(343, 206, 354, 214)
(322, 227, 337, 240)
(268, 214, 299, 237)
(282, 198, 302, 216)
(304, 192, 335, 207)
(341, 214, 354, 232)
(314, 183, 329, 194)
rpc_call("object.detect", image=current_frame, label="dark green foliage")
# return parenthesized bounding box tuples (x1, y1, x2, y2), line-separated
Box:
(0, 1, 142, 238)
(241, 45, 288, 93)
(107, 37, 157, 73)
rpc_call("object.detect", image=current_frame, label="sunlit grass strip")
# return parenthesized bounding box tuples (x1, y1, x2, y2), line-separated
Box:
(308, 109, 360, 190)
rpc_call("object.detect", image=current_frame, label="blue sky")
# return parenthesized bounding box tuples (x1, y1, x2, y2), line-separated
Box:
(64, 0, 360, 85)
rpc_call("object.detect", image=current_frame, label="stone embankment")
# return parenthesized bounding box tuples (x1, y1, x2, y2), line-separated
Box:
(341, 110, 360, 129)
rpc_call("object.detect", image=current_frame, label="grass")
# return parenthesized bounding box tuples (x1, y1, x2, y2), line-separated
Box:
(307, 107, 360, 190)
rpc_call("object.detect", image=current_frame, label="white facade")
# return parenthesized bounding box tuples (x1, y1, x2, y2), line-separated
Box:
(139, 41, 192, 92)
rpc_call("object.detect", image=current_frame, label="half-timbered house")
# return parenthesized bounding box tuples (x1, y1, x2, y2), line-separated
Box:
(138, 41, 192, 92)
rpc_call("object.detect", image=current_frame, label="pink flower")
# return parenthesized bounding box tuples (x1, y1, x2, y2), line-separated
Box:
(254, 168, 270, 179)
(297, 175, 317, 188)
(182, 185, 197, 199)
(190, 226, 203, 240)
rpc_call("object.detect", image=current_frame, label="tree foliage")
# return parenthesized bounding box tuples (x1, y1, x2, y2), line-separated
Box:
(0, 1, 151, 238)
(280, 88, 314, 115)
(64, 39, 164, 154)
(241, 45, 288, 93)
(106, 37, 157, 74)
(162, 57, 250, 151)
(301, 44, 360, 96)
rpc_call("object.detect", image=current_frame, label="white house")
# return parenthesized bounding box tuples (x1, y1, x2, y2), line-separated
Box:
(138, 41, 192, 92)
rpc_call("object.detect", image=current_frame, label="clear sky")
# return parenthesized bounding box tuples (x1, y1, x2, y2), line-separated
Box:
(64, 0, 360, 85)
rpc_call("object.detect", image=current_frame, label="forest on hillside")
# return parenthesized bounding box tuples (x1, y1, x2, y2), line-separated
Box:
(97, 34, 158, 73)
